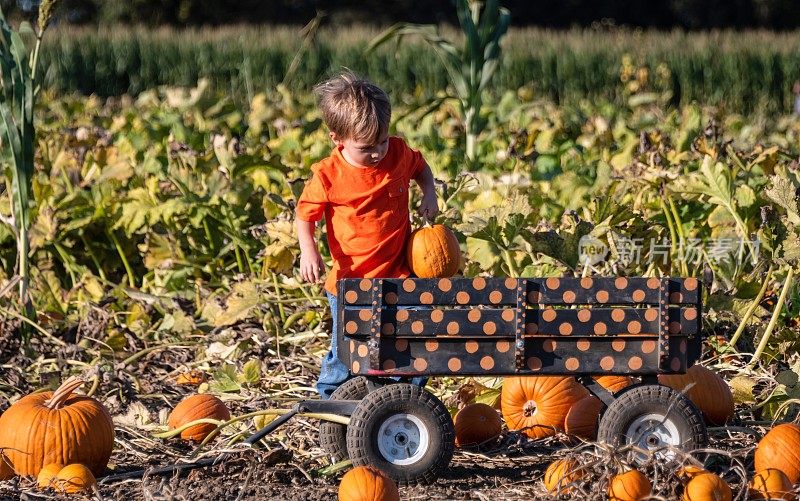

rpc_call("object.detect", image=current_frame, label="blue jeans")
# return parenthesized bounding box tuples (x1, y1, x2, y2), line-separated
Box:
(316, 291, 428, 399)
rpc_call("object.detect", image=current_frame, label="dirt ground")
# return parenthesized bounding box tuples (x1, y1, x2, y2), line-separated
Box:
(0, 321, 764, 500)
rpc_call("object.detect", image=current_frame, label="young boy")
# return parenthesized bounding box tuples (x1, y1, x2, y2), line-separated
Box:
(296, 71, 439, 399)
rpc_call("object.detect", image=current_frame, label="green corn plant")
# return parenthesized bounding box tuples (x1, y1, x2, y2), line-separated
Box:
(0, 1, 58, 323)
(368, 0, 510, 162)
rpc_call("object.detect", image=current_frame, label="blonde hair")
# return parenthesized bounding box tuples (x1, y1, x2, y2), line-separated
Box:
(314, 71, 391, 143)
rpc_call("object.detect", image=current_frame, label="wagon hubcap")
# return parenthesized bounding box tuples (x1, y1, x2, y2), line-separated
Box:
(625, 412, 680, 462)
(377, 414, 429, 465)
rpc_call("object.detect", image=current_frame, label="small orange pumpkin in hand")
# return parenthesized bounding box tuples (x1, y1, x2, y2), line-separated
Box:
(338, 465, 399, 501)
(167, 394, 231, 442)
(406, 223, 461, 278)
(608, 470, 652, 501)
(454, 403, 502, 447)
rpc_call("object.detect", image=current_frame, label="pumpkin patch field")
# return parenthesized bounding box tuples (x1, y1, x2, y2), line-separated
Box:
(0, 76, 795, 499)
(1, 10, 800, 499)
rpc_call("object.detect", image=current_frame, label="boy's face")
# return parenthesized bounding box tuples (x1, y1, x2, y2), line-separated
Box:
(331, 131, 390, 168)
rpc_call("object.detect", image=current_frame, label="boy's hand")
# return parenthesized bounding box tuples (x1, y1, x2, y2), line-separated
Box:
(417, 192, 440, 221)
(299, 248, 325, 283)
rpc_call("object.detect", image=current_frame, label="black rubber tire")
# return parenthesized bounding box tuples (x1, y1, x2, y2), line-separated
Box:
(597, 384, 708, 463)
(346, 383, 454, 485)
(319, 377, 371, 462)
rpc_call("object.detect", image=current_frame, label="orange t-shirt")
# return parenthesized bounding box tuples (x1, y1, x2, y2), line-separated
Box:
(296, 136, 425, 295)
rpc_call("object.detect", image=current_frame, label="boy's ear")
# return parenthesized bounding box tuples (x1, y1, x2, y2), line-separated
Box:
(329, 132, 342, 145)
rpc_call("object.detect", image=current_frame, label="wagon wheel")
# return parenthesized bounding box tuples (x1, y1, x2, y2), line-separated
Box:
(597, 384, 707, 464)
(346, 383, 454, 485)
(319, 376, 388, 462)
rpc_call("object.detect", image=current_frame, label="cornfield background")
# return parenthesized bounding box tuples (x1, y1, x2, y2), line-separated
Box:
(38, 26, 800, 114)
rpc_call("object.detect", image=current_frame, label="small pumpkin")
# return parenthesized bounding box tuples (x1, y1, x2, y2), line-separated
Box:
(406, 223, 461, 278)
(676, 464, 709, 483)
(0, 376, 115, 476)
(338, 465, 399, 501)
(543, 458, 583, 494)
(54, 463, 96, 494)
(594, 375, 633, 393)
(608, 470, 652, 501)
(683, 472, 732, 501)
(167, 393, 231, 442)
(501, 376, 588, 439)
(564, 395, 602, 440)
(658, 365, 734, 425)
(37, 463, 64, 489)
(749, 468, 794, 500)
(755, 423, 800, 483)
(454, 403, 502, 447)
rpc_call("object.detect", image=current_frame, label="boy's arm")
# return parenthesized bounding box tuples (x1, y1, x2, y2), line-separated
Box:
(296, 218, 325, 283)
(413, 162, 439, 220)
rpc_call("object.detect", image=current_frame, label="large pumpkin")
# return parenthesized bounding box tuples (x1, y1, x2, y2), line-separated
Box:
(564, 395, 602, 440)
(338, 465, 399, 501)
(454, 403, 502, 447)
(749, 469, 794, 500)
(754, 423, 800, 483)
(683, 472, 732, 501)
(659, 365, 734, 425)
(0, 377, 114, 476)
(501, 376, 588, 439)
(168, 394, 231, 442)
(406, 223, 461, 278)
(608, 470, 652, 501)
(543, 458, 583, 494)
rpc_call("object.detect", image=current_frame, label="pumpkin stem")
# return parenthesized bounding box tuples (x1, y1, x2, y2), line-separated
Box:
(523, 400, 537, 417)
(43, 376, 86, 410)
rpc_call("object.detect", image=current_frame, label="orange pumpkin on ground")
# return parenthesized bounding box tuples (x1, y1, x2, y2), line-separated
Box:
(54, 463, 96, 494)
(501, 376, 588, 439)
(454, 403, 502, 447)
(676, 464, 709, 483)
(37, 463, 64, 489)
(658, 365, 734, 425)
(754, 423, 800, 484)
(0, 376, 115, 476)
(543, 458, 584, 494)
(594, 375, 633, 393)
(683, 472, 732, 501)
(338, 465, 399, 501)
(406, 224, 461, 278)
(608, 470, 652, 501)
(168, 394, 231, 442)
(564, 395, 602, 440)
(749, 468, 794, 500)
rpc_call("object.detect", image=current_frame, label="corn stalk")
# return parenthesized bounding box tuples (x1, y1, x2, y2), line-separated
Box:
(368, 0, 510, 162)
(0, 2, 57, 324)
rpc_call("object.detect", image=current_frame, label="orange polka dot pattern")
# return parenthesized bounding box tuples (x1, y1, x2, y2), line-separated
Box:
(337, 277, 700, 376)
(339, 277, 700, 307)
